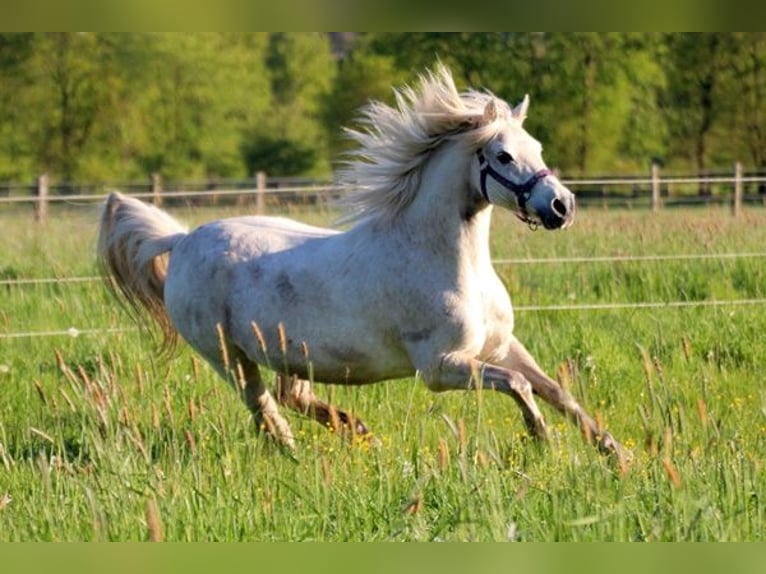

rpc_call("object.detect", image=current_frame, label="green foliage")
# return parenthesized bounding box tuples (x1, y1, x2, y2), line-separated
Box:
(122, 33, 273, 180)
(719, 33, 766, 168)
(320, 51, 406, 158)
(662, 33, 729, 175)
(240, 135, 318, 177)
(1, 33, 766, 183)
(617, 34, 668, 169)
(240, 33, 336, 177)
(534, 33, 628, 173)
(0, 33, 118, 181)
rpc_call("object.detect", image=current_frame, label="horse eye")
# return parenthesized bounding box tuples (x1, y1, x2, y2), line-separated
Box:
(497, 151, 514, 165)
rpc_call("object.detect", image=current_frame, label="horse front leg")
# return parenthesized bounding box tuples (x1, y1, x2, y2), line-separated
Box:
(499, 335, 627, 461)
(422, 353, 549, 441)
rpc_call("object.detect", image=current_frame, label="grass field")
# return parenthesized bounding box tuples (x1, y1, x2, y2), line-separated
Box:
(1, 202, 764, 541)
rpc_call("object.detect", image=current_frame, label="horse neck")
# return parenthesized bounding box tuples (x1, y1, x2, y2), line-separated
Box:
(398, 144, 494, 267)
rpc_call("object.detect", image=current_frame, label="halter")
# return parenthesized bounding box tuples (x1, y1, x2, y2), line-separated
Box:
(476, 150, 553, 213)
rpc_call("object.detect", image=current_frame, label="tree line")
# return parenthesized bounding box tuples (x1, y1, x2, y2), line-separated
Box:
(0, 32, 763, 185)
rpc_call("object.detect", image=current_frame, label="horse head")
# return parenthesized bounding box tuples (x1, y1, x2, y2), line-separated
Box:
(472, 95, 575, 230)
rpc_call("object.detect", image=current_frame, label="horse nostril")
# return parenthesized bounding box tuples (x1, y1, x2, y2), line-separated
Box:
(551, 198, 567, 218)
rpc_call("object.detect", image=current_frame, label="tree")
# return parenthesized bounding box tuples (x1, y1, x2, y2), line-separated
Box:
(723, 33, 766, 171)
(122, 33, 273, 180)
(21, 33, 118, 182)
(349, 33, 666, 174)
(321, 50, 405, 158)
(242, 33, 337, 176)
(663, 33, 729, 186)
(0, 33, 35, 180)
(616, 34, 668, 171)
(359, 32, 534, 94)
(527, 33, 636, 174)
(1, 33, 762, 185)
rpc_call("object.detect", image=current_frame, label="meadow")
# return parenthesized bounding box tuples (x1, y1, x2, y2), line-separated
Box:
(0, 201, 764, 541)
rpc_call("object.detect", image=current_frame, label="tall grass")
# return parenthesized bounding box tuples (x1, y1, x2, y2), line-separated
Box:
(0, 203, 764, 540)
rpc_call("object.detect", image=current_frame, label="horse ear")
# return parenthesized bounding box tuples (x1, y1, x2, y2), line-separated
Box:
(512, 94, 530, 122)
(482, 99, 498, 123)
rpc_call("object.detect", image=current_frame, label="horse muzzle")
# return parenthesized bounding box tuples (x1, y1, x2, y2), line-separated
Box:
(528, 183, 575, 230)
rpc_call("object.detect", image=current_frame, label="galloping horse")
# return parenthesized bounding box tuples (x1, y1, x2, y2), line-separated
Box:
(98, 66, 624, 460)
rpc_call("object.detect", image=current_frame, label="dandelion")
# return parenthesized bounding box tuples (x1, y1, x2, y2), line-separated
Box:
(352, 433, 373, 452)
(0, 364, 10, 374)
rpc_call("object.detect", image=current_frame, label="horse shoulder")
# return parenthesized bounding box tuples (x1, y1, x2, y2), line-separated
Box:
(477, 268, 515, 360)
(402, 265, 514, 366)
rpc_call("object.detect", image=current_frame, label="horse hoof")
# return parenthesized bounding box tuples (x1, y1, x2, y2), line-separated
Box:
(530, 418, 549, 443)
(598, 432, 633, 467)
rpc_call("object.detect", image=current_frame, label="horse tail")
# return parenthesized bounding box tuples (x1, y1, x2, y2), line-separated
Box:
(97, 192, 188, 353)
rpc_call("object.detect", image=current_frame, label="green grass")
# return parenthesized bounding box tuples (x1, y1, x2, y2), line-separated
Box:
(1, 203, 765, 541)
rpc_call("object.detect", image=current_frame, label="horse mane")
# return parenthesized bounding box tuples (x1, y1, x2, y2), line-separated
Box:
(338, 64, 515, 224)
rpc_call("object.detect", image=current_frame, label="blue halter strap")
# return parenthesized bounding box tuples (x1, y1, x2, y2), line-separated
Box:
(476, 150, 553, 208)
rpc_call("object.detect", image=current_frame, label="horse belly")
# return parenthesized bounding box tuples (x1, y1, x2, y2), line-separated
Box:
(240, 302, 414, 384)
(295, 336, 415, 385)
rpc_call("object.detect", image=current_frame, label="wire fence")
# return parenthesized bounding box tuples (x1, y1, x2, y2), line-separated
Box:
(4, 168, 766, 341)
(4, 251, 766, 288)
(4, 299, 766, 341)
(3, 251, 766, 340)
(3, 164, 766, 222)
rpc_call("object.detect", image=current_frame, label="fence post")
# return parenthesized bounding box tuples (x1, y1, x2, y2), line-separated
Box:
(732, 162, 742, 218)
(35, 173, 49, 223)
(152, 173, 162, 206)
(651, 163, 661, 213)
(255, 171, 266, 215)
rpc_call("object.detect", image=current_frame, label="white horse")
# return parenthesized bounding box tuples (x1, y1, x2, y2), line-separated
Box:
(98, 66, 624, 460)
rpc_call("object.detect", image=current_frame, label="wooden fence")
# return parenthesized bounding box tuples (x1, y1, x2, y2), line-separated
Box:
(2, 163, 765, 223)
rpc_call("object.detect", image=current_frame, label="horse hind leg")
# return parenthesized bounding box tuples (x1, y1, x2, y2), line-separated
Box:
(233, 360, 296, 451)
(276, 374, 372, 439)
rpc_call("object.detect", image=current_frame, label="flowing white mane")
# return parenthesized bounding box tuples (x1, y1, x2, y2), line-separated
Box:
(338, 65, 515, 224)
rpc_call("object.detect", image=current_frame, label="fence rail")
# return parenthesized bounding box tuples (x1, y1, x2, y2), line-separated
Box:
(4, 298, 766, 341)
(3, 164, 766, 222)
(3, 251, 766, 289)
(4, 250, 765, 340)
